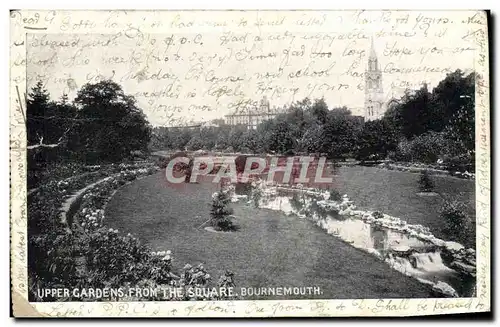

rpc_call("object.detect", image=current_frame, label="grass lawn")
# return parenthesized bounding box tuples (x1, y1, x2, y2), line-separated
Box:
(105, 172, 435, 299)
(333, 166, 476, 248)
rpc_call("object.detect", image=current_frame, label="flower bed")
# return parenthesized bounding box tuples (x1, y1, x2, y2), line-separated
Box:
(378, 162, 475, 180)
(28, 163, 232, 302)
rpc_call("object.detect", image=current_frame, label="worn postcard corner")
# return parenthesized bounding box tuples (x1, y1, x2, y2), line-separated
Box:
(10, 9, 490, 318)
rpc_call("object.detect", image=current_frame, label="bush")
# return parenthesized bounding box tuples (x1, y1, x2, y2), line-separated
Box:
(328, 188, 342, 202)
(28, 164, 229, 301)
(210, 188, 237, 231)
(418, 170, 435, 192)
(442, 153, 475, 173)
(290, 193, 305, 212)
(396, 131, 447, 164)
(440, 199, 471, 243)
(250, 182, 263, 208)
(157, 156, 169, 169)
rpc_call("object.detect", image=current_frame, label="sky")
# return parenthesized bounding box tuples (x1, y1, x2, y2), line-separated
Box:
(23, 10, 479, 126)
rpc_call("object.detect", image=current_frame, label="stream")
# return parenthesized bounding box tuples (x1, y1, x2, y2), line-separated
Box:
(234, 184, 476, 298)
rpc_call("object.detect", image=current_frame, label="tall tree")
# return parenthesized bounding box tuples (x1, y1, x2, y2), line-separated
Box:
(322, 113, 361, 158)
(310, 98, 329, 125)
(433, 70, 475, 156)
(70, 80, 152, 163)
(27, 81, 51, 145)
(356, 119, 398, 160)
(266, 119, 296, 154)
(299, 123, 324, 154)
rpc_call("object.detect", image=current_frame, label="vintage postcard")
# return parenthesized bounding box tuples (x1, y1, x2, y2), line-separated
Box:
(10, 9, 490, 317)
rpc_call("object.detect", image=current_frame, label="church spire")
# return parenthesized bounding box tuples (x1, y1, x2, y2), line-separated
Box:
(369, 36, 377, 59)
(368, 36, 379, 71)
(364, 37, 385, 121)
(368, 37, 378, 70)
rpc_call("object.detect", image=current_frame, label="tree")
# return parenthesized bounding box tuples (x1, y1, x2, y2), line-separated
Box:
(225, 126, 248, 152)
(356, 119, 398, 160)
(436, 71, 475, 158)
(27, 81, 76, 148)
(150, 127, 171, 150)
(69, 80, 152, 163)
(185, 133, 204, 151)
(310, 98, 329, 124)
(396, 131, 447, 164)
(299, 123, 324, 154)
(384, 84, 436, 139)
(170, 128, 193, 150)
(440, 199, 471, 245)
(199, 126, 218, 150)
(322, 113, 361, 158)
(241, 129, 261, 153)
(432, 70, 475, 133)
(210, 187, 236, 231)
(267, 120, 296, 155)
(214, 126, 232, 151)
(418, 170, 435, 192)
(384, 70, 475, 143)
(26, 81, 77, 186)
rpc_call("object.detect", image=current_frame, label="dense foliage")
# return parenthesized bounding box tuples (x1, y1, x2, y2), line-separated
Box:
(28, 165, 230, 301)
(151, 70, 475, 173)
(152, 100, 363, 159)
(440, 199, 473, 246)
(27, 80, 152, 187)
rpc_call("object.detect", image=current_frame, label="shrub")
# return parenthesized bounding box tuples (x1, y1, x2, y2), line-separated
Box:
(418, 170, 435, 192)
(440, 199, 471, 243)
(210, 188, 237, 231)
(290, 193, 305, 212)
(217, 270, 236, 288)
(185, 158, 195, 182)
(442, 153, 475, 173)
(396, 131, 447, 164)
(28, 164, 233, 302)
(328, 188, 342, 202)
(157, 156, 169, 169)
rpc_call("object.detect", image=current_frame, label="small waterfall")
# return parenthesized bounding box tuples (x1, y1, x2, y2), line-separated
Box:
(409, 252, 451, 272)
(387, 256, 417, 276)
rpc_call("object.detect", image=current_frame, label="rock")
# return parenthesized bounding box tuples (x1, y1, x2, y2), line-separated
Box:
(465, 258, 476, 266)
(430, 237, 446, 247)
(416, 192, 440, 197)
(466, 248, 476, 255)
(445, 241, 465, 252)
(339, 208, 352, 216)
(432, 281, 459, 297)
(451, 261, 476, 274)
(392, 245, 411, 253)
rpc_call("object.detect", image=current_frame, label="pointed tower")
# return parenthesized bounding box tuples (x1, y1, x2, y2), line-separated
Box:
(364, 38, 385, 121)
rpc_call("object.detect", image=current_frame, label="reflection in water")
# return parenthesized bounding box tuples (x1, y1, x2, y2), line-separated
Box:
(248, 187, 475, 297)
